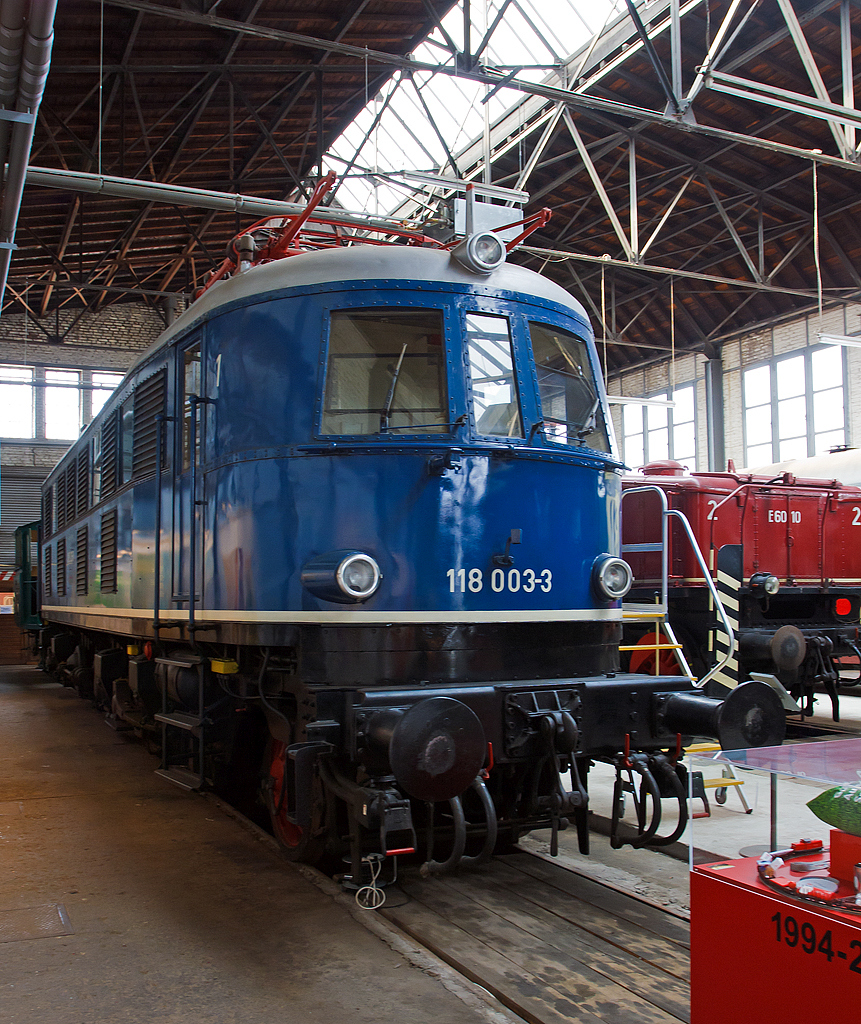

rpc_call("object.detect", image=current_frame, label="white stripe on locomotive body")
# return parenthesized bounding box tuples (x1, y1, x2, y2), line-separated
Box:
(40, 605, 624, 625)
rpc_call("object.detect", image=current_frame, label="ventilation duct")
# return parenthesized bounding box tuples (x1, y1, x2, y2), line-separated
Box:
(0, 0, 58, 310)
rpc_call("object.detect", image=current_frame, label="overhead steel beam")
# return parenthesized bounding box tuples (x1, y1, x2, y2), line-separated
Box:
(842, 0, 855, 153)
(623, 0, 680, 113)
(707, 70, 861, 134)
(776, 0, 850, 158)
(519, 242, 818, 299)
(90, 0, 861, 175)
(562, 109, 633, 260)
(702, 175, 762, 282)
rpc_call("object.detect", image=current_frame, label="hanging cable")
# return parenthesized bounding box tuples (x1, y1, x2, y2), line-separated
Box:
(98, 0, 104, 176)
(814, 162, 821, 316)
(601, 257, 608, 386)
(670, 275, 676, 398)
(355, 853, 387, 910)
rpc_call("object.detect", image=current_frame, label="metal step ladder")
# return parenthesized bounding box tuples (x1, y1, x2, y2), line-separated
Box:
(620, 484, 736, 689)
(154, 653, 207, 790)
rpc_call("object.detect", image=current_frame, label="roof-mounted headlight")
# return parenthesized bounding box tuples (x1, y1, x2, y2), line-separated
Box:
(451, 231, 506, 275)
(302, 550, 382, 603)
(592, 555, 633, 602)
(750, 572, 780, 597)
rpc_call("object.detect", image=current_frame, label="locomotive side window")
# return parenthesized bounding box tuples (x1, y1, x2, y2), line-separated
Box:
(91, 430, 101, 506)
(322, 309, 447, 435)
(120, 397, 134, 485)
(464, 313, 524, 438)
(182, 344, 202, 467)
(528, 322, 610, 452)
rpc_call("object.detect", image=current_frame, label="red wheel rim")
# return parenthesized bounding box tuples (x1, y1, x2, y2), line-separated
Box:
(629, 631, 681, 675)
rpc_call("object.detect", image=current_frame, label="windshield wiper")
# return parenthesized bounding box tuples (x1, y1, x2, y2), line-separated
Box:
(576, 394, 601, 440)
(379, 343, 407, 432)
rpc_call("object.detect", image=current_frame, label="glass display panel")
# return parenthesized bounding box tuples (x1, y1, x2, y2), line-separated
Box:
(322, 309, 447, 435)
(465, 313, 523, 438)
(528, 322, 609, 451)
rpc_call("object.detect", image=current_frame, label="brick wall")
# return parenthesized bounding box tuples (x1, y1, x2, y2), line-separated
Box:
(0, 300, 169, 473)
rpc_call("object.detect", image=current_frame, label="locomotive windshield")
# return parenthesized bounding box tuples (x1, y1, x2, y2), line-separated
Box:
(321, 308, 448, 435)
(465, 313, 524, 438)
(528, 322, 610, 452)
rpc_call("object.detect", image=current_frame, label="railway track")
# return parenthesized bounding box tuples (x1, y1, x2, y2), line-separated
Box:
(378, 851, 690, 1024)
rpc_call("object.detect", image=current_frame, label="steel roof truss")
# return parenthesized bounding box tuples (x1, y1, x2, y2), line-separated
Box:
(776, 0, 851, 157)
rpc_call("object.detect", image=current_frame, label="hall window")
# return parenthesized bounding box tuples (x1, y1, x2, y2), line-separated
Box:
(91, 371, 123, 417)
(45, 368, 81, 440)
(621, 384, 697, 470)
(743, 346, 846, 467)
(0, 365, 33, 437)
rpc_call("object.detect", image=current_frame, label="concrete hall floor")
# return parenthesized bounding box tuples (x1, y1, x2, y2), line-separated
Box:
(0, 665, 506, 1024)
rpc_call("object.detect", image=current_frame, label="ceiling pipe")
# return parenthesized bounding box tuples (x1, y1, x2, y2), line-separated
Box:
(0, 0, 27, 192)
(23, 164, 425, 234)
(0, 0, 58, 309)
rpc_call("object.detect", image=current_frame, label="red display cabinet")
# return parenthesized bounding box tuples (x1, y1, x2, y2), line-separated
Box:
(691, 739, 861, 1022)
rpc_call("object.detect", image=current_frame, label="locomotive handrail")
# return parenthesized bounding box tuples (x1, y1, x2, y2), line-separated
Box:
(621, 485, 736, 688)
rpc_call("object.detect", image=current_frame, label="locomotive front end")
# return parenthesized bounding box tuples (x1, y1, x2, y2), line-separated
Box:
(199, 245, 784, 869)
(32, 205, 785, 877)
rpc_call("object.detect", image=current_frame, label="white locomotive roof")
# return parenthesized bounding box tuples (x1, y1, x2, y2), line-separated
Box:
(133, 244, 591, 375)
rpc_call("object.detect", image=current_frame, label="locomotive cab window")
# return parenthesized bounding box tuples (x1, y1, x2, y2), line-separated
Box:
(321, 309, 447, 435)
(528, 322, 609, 452)
(465, 313, 523, 438)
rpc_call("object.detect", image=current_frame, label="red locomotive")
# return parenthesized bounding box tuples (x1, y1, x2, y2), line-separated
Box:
(621, 461, 861, 720)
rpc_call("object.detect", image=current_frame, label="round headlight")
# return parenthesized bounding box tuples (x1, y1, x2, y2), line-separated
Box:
(336, 553, 381, 600)
(301, 549, 383, 603)
(451, 231, 507, 274)
(593, 555, 633, 601)
(750, 572, 780, 596)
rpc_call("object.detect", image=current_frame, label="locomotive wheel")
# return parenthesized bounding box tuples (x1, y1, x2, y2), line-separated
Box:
(266, 740, 327, 864)
(629, 631, 682, 676)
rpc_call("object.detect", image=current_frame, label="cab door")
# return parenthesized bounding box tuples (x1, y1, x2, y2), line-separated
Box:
(173, 338, 204, 616)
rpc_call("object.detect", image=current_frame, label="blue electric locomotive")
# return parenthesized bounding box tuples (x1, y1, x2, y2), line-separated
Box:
(30, 184, 784, 873)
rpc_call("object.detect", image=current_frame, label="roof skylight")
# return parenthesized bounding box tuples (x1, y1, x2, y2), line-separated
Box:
(325, 1, 626, 216)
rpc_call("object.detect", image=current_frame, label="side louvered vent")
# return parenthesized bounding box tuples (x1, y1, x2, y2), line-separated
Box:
(76, 445, 90, 517)
(56, 538, 66, 597)
(56, 473, 66, 531)
(44, 545, 52, 596)
(133, 370, 167, 479)
(101, 411, 118, 498)
(64, 461, 77, 526)
(100, 509, 117, 593)
(76, 526, 88, 595)
(42, 487, 53, 540)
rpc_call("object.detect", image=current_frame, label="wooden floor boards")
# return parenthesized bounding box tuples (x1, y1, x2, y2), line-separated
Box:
(381, 852, 690, 1024)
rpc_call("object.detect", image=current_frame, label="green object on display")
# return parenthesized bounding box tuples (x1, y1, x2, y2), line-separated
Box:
(807, 785, 861, 837)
